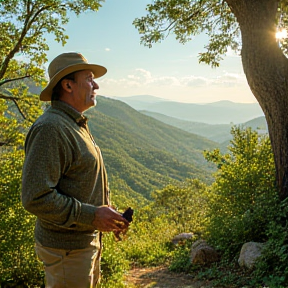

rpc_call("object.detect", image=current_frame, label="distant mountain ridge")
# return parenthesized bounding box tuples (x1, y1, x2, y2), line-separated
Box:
(112, 94, 168, 103)
(140, 110, 233, 143)
(140, 110, 268, 143)
(112, 95, 264, 125)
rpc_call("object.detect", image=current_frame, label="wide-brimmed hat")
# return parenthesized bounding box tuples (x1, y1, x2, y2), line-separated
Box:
(40, 52, 107, 101)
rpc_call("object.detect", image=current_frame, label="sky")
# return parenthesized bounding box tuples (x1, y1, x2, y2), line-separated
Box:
(45, 0, 257, 104)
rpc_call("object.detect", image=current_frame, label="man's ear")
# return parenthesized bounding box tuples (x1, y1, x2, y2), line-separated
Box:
(61, 79, 72, 92)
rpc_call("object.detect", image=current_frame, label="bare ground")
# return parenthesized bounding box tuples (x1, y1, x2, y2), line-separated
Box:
(125, 266, 215, 288)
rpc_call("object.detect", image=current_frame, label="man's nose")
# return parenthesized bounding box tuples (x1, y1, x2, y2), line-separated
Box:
(93, 81, 99, 89)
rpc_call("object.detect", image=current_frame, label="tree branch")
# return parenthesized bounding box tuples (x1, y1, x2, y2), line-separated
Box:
(0, 2, 55, 79)
(158, 8, 202, 34)
(12, 98, 26, 120)
(0, 93, 22, 101)
(0, 75, 30, 86)
(0, 93, 26, 119)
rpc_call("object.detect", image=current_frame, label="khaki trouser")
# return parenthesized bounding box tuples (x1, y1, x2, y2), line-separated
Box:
(35, 242, 101, 288)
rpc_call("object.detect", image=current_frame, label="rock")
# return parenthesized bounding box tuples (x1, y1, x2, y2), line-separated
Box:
(172, 233, 194, 245)
(238, 241, 264, 269)
(190, 239, 219, 265)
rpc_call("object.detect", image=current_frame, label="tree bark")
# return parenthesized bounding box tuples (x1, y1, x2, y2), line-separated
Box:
(226, 0, 288, 200)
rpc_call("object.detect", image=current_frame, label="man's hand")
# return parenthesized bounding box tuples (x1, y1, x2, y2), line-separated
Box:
(92, 205, 129, 233)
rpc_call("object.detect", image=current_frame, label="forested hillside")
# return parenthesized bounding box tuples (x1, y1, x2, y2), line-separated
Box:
(86, 96, 218, 199)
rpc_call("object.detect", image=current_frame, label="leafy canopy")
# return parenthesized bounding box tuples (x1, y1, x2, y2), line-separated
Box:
(133, 0, 288, 67)
(0, 0, 104, 147)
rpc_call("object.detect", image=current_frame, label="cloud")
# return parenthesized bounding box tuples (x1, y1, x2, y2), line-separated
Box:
(210, 72, 246, 86)
(99, 67, 255, 103)
(181, 76, 209, 87)
(127, 69, 152, 81)
(101, 68, 247, 92)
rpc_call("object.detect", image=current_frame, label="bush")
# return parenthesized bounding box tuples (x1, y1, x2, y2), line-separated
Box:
(169, 238, 194, 273)
(252, 198, 288, 287)
(0, 150, 44, 287)
(203, 127, 278, 258)
(151, 179, 209, 236)
(122, 207, 176, 267)
(121, 179, 209, 269)
(100, 233, 130, 288)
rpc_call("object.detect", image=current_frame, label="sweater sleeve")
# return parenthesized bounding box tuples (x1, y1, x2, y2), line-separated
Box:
(21, 122, 96, 228)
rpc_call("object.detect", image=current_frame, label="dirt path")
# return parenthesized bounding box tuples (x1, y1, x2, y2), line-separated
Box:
(125, 266, 215, 288)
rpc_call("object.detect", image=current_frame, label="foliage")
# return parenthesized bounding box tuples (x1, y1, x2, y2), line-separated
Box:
(100, 233, 130, 288)
(0, 150, 44, 287)
(133, 0, 240, 67)
(122, 207, 176, 267)
(194, 260, 252, 288)
(151, 179, 209, 235)
(0, 0, 104, 148)
(133, 0, 288, 67)
(0, 0, 103, 81)
(0, 99, 24, 149)
(108, 175, 150, 211)
(2, 2, 287, 280)
(121, 179, 209, 269)
(167, 127, 282, 288)
(203, 126, 278, 257)
(169, 238, 194, 273)
(251, 197, 288, 287)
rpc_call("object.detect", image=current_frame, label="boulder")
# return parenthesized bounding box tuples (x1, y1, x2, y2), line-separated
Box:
(190, 239, 219, 265)
(172, 233, 194, 245)
(238, 241, 264, 269)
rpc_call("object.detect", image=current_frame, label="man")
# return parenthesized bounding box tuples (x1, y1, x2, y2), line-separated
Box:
(21, 52, 129, 287)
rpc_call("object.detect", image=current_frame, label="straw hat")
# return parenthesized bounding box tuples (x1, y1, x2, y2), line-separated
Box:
(40, 52, 107, 101)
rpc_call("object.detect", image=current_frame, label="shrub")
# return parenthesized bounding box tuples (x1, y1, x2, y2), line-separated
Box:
(100, 233, 130, 288)
(169, 238, 194, 273)
(203, 127, 278, 258)
(121, 179, 209, 269)
(252, 198, 288, 287)
(0, 150, 44, 287)
(151, 179, 209, 236)
(121, 205, 177, 267)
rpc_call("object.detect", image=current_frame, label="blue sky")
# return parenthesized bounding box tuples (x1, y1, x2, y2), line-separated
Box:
(45, 0, 256, 104)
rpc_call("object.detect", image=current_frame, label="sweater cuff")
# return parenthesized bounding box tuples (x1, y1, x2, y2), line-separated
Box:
(78, 203, 98, 226)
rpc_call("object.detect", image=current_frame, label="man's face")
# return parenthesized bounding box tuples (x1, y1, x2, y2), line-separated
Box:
(70, 69, 99, 112)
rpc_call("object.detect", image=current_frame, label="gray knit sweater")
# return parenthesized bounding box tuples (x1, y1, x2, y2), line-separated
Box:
(22, 101, 109, 250)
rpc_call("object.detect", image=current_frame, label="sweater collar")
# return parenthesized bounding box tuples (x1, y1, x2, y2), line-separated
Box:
(51, 101, 88, 126)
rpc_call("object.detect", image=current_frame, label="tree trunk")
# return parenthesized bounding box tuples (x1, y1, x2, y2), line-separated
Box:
(226, 0, 288, 200)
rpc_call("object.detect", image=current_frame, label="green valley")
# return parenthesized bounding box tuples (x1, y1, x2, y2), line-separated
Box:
(86, 96, 218, 200)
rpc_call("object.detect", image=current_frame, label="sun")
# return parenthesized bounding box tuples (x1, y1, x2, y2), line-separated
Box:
(276, 28, 287, 40)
